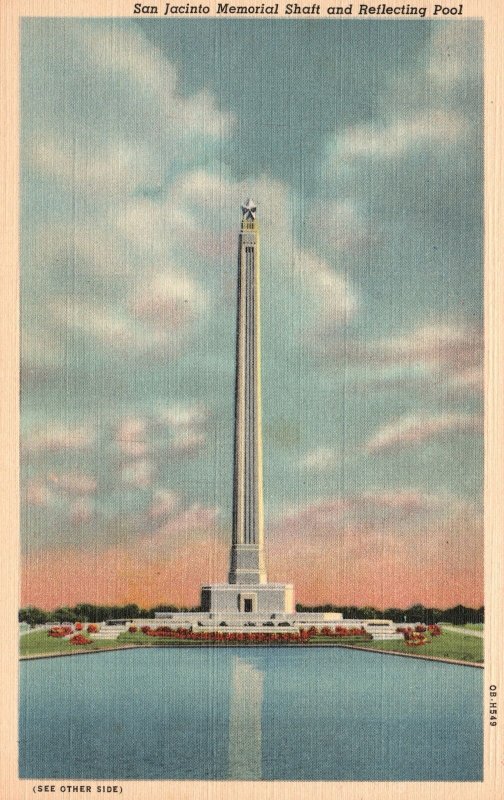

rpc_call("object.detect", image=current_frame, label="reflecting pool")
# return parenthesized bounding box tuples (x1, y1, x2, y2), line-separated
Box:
(19, 647, 483, 781)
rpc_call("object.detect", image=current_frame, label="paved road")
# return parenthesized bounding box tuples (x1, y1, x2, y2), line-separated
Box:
(441, 625, 484, 638)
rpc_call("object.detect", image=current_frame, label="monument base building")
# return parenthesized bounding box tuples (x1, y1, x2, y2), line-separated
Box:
(200, 583, 295, 615)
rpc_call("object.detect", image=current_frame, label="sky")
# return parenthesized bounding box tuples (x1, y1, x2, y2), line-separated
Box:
(21, 18, 483, 610)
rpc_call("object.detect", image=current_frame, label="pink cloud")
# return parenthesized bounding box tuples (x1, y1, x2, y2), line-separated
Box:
(365, 413, 482, 454)
(359, 490, 446, 514)
(25, 481, 54, 508)
(70, 497, 94, 524)
(48, 471, 97, 494)
(316, 322, 483, 397)
(271, 491, 462, 540)
(155, 504, 220, 538)
(148, 489, 180, 520)
(116, 416, 149, 457)
(132, 271, 207, 328)
(448, 366, 484, 395)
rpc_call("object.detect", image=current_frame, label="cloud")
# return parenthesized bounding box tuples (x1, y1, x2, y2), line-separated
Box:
(115, 417, 149, 458)
(448, 366, 484, 395)
(358, 490, 448, 515)
(26, 24, 234, 198)
(307, 199, 373, 252)
(299, 447, 337, 471)
(23, 21, 236, 367)
(335, 111, 465, 160)
(272, 489, 460, 536)
(70, 497, 94, 524)
(121, 459, 153, 489)
(132, 270, 207, 328)
(51, 267, 206, 355)
(169, 432, 206, 458)
(427, 20, 483, 87)
(117, 170, 359, 331)
(24, 473, 97, 522)
(294, 250, 359, 328)
(158, 403, 209, 430)
(29, 138, 156, 198)
(158, 402, 210, 458)
(48, 472, 97, 494)
(316, 321, 483, 398)
(369, 323, 482, 371)
(80, 24, 233, 139)
(148, 489, 180, 520)
(23, 425, 95, 453)
(35, 223, 134, 277)
(155, 504, 220, 538)
(327, 22, 481, 168)
(24, 480, 54, 508)
(365, 413, 482, 454)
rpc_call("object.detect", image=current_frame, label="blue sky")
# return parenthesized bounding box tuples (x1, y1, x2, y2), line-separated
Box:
(21, 18, 483, 608)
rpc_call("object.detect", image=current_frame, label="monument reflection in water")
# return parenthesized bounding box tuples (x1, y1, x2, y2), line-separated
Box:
(228, 656, 264, 780)
(19, 648, 482, 780)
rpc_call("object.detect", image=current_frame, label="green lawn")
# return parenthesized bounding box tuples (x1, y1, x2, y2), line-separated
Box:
(20, 630, 131, 657)
(20, 628, 483, 663)
(348, 629, 483, 663)
(309, 635, 372, 645)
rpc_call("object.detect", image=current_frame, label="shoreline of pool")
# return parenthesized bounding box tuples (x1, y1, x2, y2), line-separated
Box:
(19, 641, 483, 667)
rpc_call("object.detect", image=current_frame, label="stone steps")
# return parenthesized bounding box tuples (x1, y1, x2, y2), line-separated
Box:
(90, 628, 125, 640)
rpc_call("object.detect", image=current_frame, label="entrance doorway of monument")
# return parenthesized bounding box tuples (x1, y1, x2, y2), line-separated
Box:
(239, 593, 257, 613)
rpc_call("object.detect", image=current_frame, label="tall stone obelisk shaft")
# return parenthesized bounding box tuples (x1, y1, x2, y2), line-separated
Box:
(229, 200, 267, 585)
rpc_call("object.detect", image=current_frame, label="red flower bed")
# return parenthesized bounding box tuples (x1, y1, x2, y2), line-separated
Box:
(87, 624, 99, 633)
(428, 624, 442, 636)
(69, 634, 92, 645)
(133, 624, 373, 645)
(75, 622, 83, 631)
(404, 630, 427, 646)
(48, 626, 73, 638)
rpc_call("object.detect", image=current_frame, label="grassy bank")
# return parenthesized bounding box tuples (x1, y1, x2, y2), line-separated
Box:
(349, 629, 483, 663)
(20, 628, 483, 663)
(20, 630, 374, 656)
(20, 630, 132, 657)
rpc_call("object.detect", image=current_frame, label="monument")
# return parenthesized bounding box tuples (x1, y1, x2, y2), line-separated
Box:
(201, 200, 294, 614)
(105, 200, 400, 639)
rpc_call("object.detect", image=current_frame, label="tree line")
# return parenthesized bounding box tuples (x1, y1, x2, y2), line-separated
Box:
(18, 603, 201, 625)
(19, 602, 484, 626)
(295, 603, 484, 625)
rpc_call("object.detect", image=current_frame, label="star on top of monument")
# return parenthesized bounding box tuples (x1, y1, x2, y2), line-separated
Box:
(241, 199, 257, 220)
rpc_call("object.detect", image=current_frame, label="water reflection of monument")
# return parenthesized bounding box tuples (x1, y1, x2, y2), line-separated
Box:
(228, 656, 264, 780)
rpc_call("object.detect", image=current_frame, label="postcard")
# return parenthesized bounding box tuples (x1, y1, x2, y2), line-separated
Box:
(1, 1, 502, 798)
